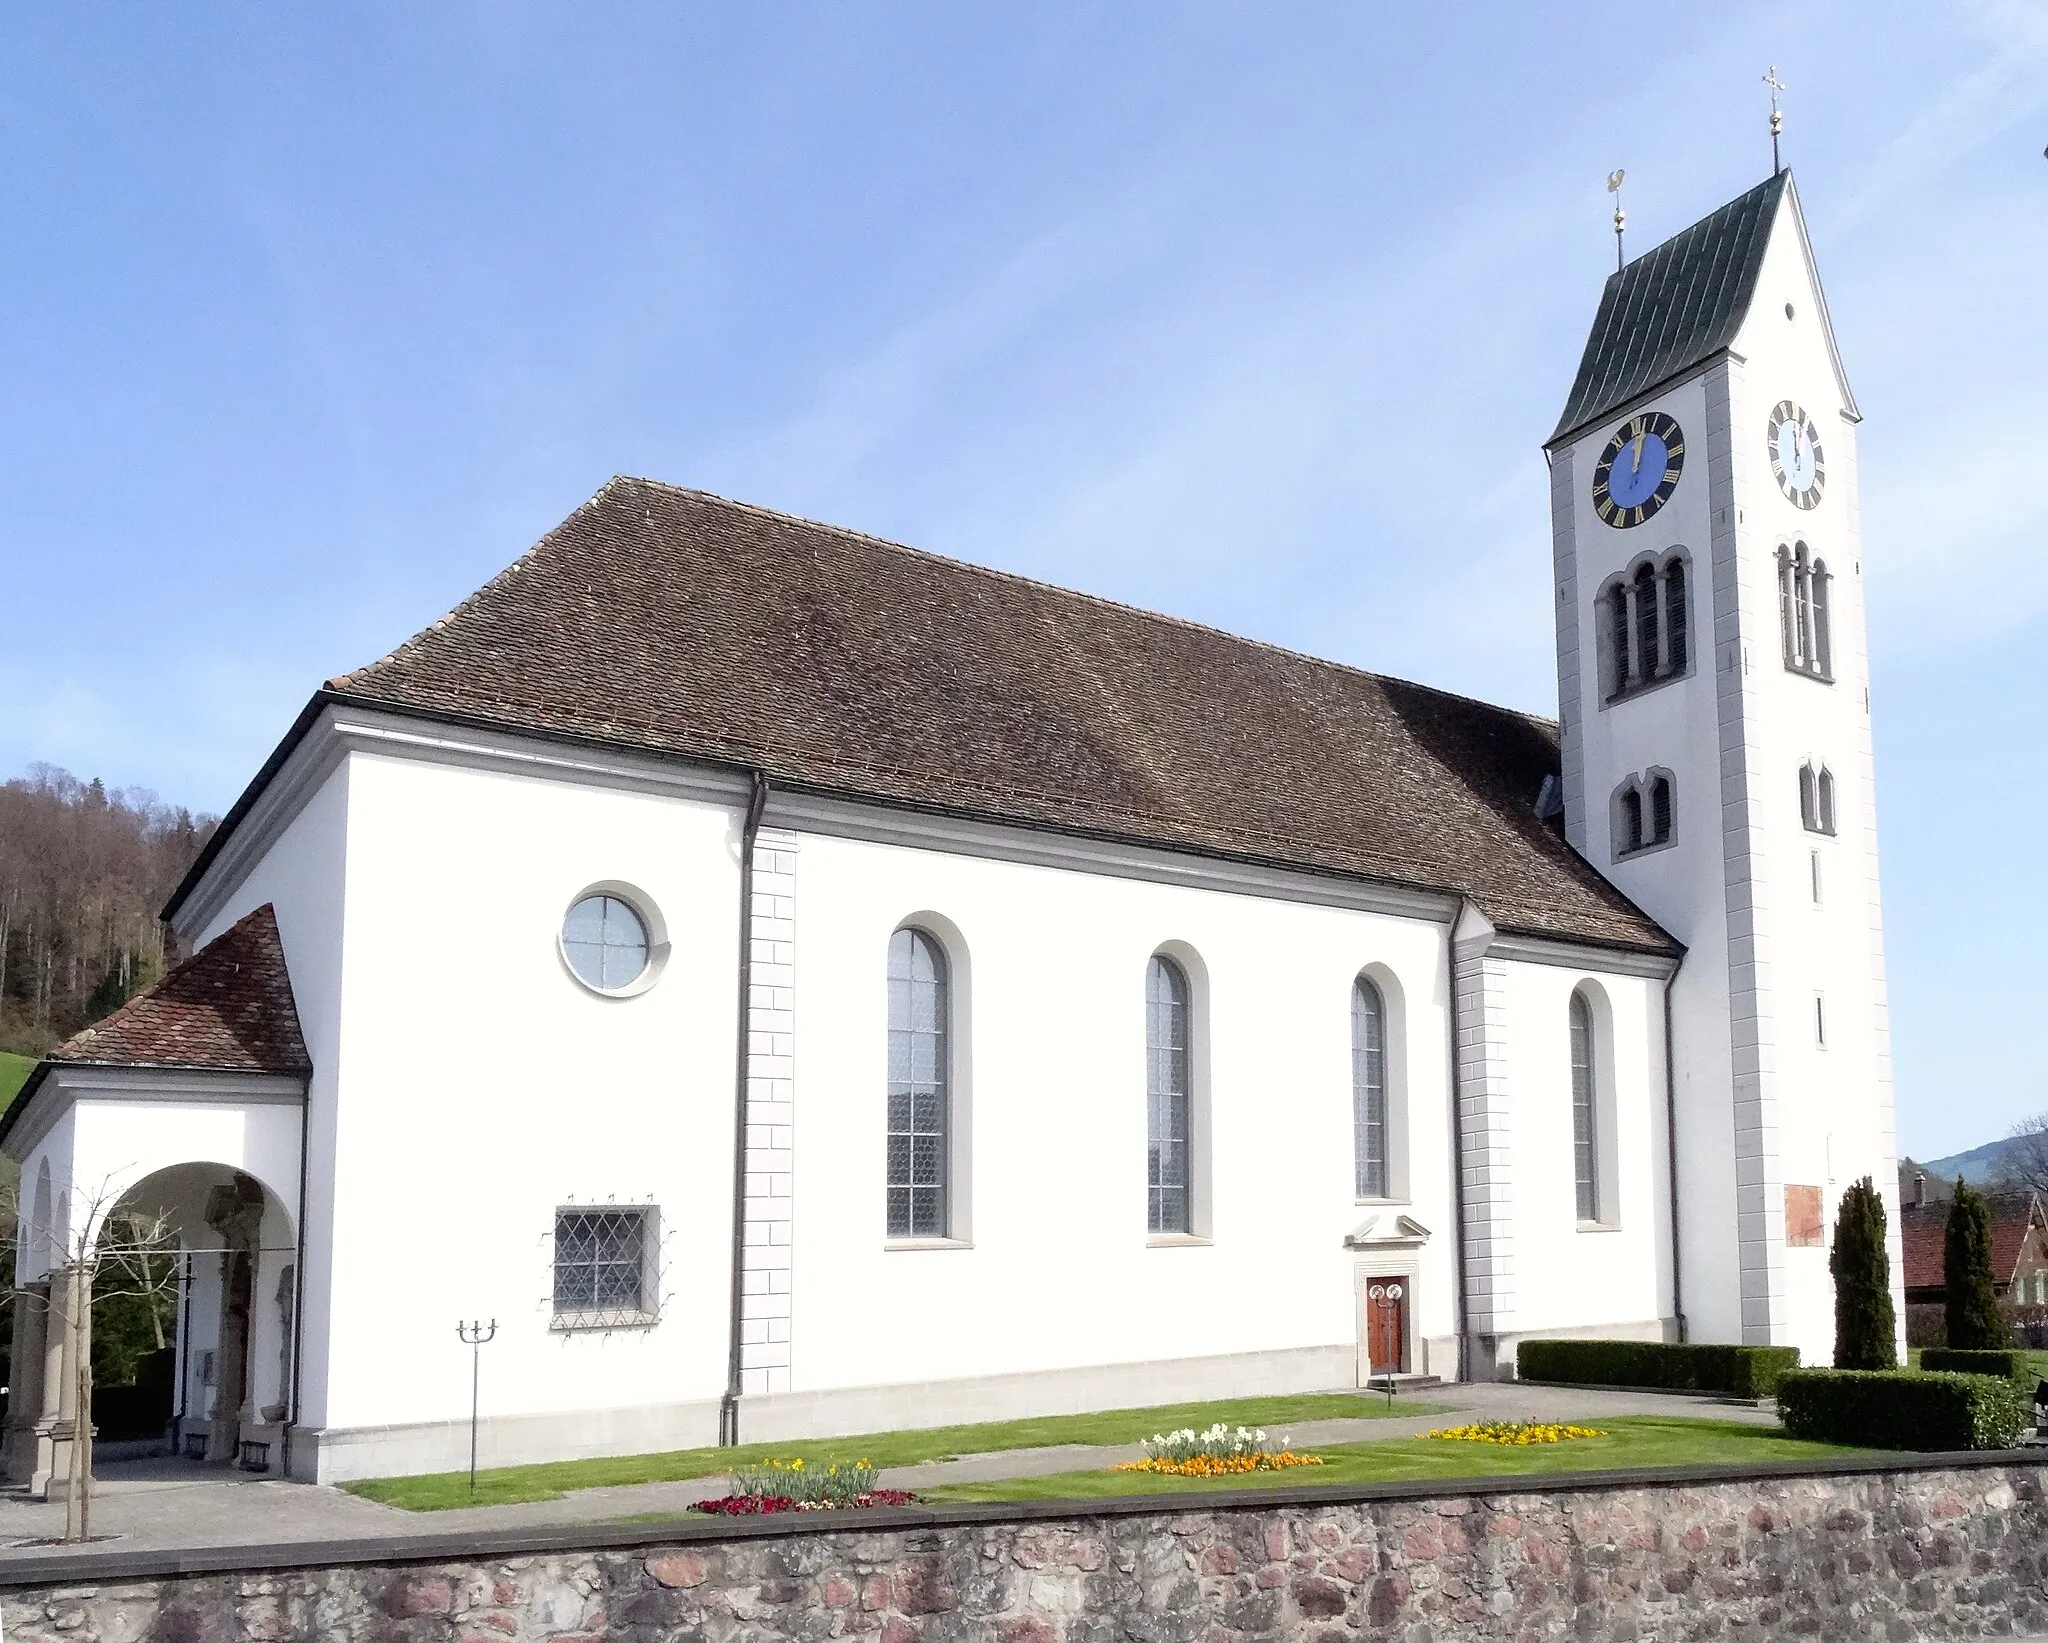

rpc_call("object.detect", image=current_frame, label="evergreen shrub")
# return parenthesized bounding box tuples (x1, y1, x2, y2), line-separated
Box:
(1515, 1339, 1799, 1397)
(1943, 1182, 2007, 1350)
(1832, 1176, 1898, 1369)
(1919, 1348, 2031, 1383)
(1777, 1368, 2027, 1451)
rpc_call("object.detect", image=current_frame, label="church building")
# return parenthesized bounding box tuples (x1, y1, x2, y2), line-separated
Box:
(2, 169, 1903, 1488)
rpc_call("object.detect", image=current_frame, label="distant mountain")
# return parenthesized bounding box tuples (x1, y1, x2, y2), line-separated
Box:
(1921, 1136, 2028, 1187)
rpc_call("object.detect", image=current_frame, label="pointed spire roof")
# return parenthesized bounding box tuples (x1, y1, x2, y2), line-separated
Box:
(44, 904, 310, 1077)
(1552, 171, 1818, 446)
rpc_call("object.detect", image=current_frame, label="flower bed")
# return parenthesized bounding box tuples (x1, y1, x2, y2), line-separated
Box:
(1426, 1421, 1605, 1445)
(690, 1456, 919, 1514)
(1109, 1421, 1326, 1477)
(693, 1489, 919, 1515)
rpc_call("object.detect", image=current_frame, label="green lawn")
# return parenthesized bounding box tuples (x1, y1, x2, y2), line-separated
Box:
(0, 1051, 36, 1114)
(343, 1392, 1444, 1511)
(923, 1416, 1880, 1503)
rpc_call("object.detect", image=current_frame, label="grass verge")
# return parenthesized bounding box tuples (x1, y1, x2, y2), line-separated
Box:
(921, 1417, 1880, 1503)
(0, 1051, 36, 1114)
(342, 1392, 1447, 1510)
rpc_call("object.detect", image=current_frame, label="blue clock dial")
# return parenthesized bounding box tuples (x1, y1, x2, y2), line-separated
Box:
(1591, 411, 1684, 528)
(1766, 400, 1825, 509)
(1607, 430, 1670, 508)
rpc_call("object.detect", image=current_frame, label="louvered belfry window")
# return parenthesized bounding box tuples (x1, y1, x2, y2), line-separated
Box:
(1353, 977, 1389, 1199)
(1570, 992, 1599, 1223)
(1147, 956, 1192, 1234)
(887, 928, 950, 1239)
(1649, 774, 1672, 844)
(1605, 553, 1690, 699)
(1781, 544, 1833, 682)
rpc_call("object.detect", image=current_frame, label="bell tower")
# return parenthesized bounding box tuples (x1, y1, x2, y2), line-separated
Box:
(1545, 171, 1903, 1362)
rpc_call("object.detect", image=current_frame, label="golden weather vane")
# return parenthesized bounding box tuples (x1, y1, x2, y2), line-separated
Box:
(1763, 66, 1787, 176)
(1607, 169, 1626, 272)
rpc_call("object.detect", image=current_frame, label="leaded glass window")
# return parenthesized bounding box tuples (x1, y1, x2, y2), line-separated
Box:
(1570, 992, 1599, 1223)
(1147, 955, 1192, 1234)
(563, 894, 650, 991)
(552, 1207, 651, 1326)
(887, 928, 949, 1239)
(1353, 977, 1388, 1199)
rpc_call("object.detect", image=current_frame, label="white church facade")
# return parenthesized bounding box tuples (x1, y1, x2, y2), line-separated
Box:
(2, 169, 1903, 1489)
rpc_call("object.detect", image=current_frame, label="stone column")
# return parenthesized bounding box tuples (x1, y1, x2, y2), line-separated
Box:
(203, 1178, 264, 1465)
(33, 1263, 85, 1501)
(3, 1280, 48, 1482)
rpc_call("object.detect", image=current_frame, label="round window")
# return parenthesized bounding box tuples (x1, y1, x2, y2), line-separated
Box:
(562, 894, 651, 992)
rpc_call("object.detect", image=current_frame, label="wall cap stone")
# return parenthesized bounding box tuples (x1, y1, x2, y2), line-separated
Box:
(0, 1448, 2038, 1589)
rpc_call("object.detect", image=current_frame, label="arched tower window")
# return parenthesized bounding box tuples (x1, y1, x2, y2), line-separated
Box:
(1648, 773, 1672, 844)
(1352, 976, 1388, 1200)
(1781, 543, 1833, 682)
(1570, 990, 1599, 1223)
(1602, 550, 1691, 700)
(887, 927, 950, 1239)
(1146, 955, 1192, 1234)
(1611, 769, 1674, 859)
(1800, 763, 1837, 836)
(1663, 559, 1688, 673)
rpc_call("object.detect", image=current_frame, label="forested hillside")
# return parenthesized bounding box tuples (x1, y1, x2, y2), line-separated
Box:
(0, 766, 217, 1062)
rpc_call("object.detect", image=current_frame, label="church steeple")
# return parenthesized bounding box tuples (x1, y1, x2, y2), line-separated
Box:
(1545, 172, 1900, 1361)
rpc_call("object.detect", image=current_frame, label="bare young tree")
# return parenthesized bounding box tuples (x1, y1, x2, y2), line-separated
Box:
(1997, 1115, 2048, 1199)
(6, 1178, 180, 1543)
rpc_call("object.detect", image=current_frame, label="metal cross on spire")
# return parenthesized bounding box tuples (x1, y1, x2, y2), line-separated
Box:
(1763, 66, 1787, 176)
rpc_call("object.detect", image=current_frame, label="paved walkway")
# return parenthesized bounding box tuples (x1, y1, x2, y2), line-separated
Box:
(0, 1381, 1779, 1559)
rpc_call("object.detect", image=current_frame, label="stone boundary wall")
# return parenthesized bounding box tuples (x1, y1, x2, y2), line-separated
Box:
(2, 1458, 2044, 1641)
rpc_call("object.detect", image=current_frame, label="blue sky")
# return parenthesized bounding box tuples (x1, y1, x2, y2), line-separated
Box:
(3, 3, 2043, 1158)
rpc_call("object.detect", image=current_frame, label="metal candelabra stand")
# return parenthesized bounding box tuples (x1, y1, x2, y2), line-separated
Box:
(456, 1319, 499, 1496)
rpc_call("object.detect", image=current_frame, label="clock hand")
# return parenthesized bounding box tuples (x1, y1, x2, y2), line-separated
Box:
(1631, 429, 1646, 476)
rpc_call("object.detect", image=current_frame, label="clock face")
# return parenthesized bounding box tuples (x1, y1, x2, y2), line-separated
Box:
(1767, 400, 1825, 509)
(1591, 411, 1684, 528)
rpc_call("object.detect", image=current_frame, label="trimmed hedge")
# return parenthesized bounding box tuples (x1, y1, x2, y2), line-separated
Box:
(1516, 1339, 1799, 1398)
(1919, 1348, 2035, 1384)
(1777, 1368, 2028, 1451)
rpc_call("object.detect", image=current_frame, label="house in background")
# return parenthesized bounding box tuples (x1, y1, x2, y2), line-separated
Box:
(1, 167, 1906, 1489)
(1900, 1180, 2048, 1344)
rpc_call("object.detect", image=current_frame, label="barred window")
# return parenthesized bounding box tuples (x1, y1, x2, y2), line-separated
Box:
(1353, 977, 1388, 1199)
(552, 1207, 654, 1328)
(1570, 991, 1599, 1223)
(1147, 955, 1192, 1234)
(887, 927, 950, 1239)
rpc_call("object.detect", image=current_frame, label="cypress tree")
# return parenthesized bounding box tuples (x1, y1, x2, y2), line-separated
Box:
(1943, 1179, 2006, 1350)
(1830, 1175, 1898, 1369)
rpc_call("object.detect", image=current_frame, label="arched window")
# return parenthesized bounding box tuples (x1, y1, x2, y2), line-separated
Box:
(1811, 558, 1833, 677)
(1603, 551, 1690, 699)
(1146, 955, 1192, 1234)
(1611, 770, 1674, 858)
(1609, 584, 1633, 693)
(1619, 786, 1644, 853)
(1570, 991, 1599, 1223)
(887, 928, 950, 1239)
(1799, 763, 1836, 836)
(1648, 774, 1672, 845)
(1663, 559, 1688, 673)
(1352, 977, 1388, 1199)
(1782, 544, 1833, 682)
(1633, 563, 1659, 679)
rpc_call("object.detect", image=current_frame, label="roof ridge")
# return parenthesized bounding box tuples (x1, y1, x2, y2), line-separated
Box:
(606, 476, 1561, 733)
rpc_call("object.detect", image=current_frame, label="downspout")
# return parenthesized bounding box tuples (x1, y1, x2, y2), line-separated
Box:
(280, 1081, 311, 1479)
(1444, 902, 1472, 1384)
(1662, 966, 1688, 1343)
(719, 771, 770, 1447)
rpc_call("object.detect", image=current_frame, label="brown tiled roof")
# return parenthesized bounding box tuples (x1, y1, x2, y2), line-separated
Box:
(1900, 1190, 2046, 1291)
(323, 478, 1669, 952)
(46, 905, 310, 1077)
